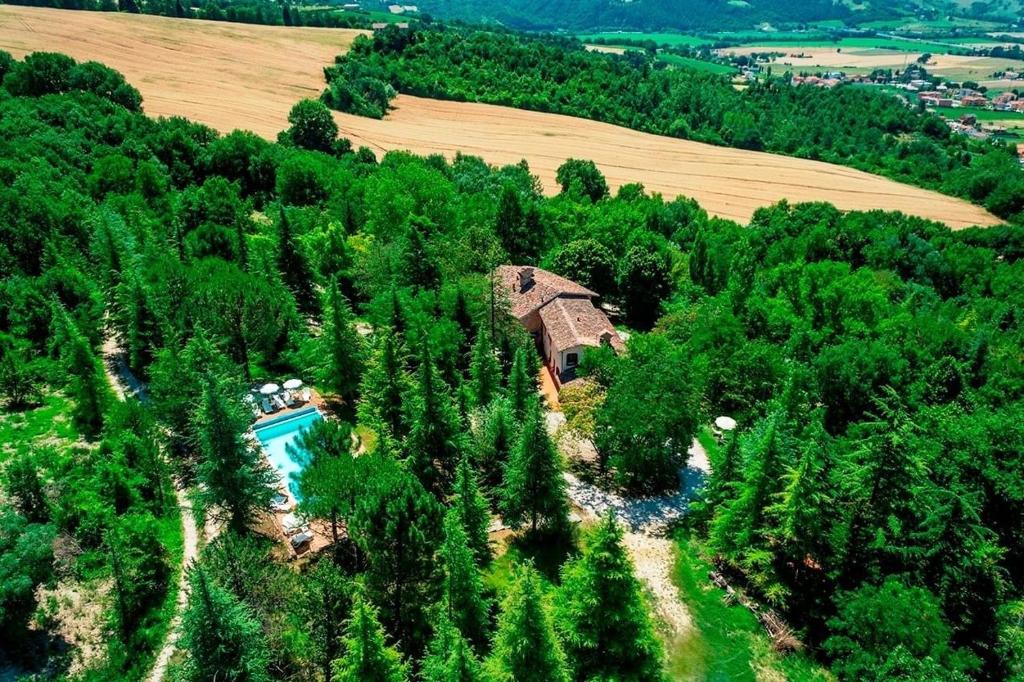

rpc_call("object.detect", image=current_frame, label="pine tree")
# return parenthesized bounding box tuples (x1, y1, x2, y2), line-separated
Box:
(178, 568, 271, 682)
(494, 185, 525, 261)
(194, 377, 277, 533)
(320, 281, 364, 407)
(358, 330, 412, 439)
(118, 273, 162, 377)
(488, 563, 569, 682)
(452, 287, 475, 365)
(58, 311, 108, 439)
(297, 559, 351, 682)
(507, 348, 534, 419)
(555, 513, 666, 682)
(295, 419, 358, 562)
(4, 453, 49, 523)
(476, 398, 515, 493)
(349, 456, 442, 658)
(402, 217, 440, 291)
(277, 206, 315, 310)
(333, 592, 408, 682)
(406, 342, 464, 496)
(469, 328, 501, 409)
(452, 453, 492, 567)
(703, 430, 741, 511)
(422, 617, 487, 682)
(440, 507, 491, 649)
(501, 399, 569, 534)
(710, 415, 788, 558)
(386, 287, 406, 338)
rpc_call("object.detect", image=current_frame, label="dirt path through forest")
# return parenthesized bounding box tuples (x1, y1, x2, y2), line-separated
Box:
(100, 335, 199, 682)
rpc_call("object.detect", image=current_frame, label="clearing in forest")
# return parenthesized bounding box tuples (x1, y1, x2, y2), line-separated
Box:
(0, 5, 1003, 228)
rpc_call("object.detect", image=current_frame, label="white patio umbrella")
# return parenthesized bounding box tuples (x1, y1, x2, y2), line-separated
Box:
(715, 416, 738, 431)
(260, 383, 280, 395)
(283, 378, 303, 390)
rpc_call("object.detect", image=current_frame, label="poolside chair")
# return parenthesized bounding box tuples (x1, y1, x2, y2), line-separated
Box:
(302, 387, 311, 403)
(283, 390, 295, 407)
(290, 530, 313, 550)
(261, 397, 274, 413)
(273, 393, 287, 410)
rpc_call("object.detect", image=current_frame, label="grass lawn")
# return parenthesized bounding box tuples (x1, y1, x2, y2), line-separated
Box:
(658, 53, 737, 75)
(669, 533, 832, 681)
(943, 107, 1024, 122)
(0, 392, 80, 457)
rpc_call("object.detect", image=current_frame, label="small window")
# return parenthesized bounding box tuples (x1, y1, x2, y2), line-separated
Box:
(566, 352, 579, 368)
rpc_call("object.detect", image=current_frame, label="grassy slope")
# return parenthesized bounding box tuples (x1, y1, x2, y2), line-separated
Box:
(0, 393, 183, 682)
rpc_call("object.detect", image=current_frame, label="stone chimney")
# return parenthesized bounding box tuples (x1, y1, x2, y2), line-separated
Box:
(519, 266, 535, 292)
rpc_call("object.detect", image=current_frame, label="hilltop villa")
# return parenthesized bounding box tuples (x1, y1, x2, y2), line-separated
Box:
(497, 265, 624, 386)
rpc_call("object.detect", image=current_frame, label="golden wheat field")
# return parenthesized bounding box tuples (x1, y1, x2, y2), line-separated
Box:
(0, 5, 1002, 228)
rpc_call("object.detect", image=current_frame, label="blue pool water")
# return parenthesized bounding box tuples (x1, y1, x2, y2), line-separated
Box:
(253, 407, 323, 501)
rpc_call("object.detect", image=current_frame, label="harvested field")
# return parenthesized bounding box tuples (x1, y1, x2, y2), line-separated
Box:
(0, 6, 1002, 228)
(0, 6, 365, 136)
(335, 95, 1001, 227)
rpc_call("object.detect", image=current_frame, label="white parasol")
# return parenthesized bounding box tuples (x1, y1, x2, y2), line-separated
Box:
(260, 383, 280, 395)
(283, 378, 303, 390)
(715, 416, 737, 431)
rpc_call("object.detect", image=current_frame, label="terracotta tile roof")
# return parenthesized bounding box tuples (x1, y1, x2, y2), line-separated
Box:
(496, 265, 597, 321)
(538, 297, 624, 353)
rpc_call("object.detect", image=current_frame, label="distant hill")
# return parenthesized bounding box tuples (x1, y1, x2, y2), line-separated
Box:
(409, 0, 1020, 33)
(413, 0, 864, 32)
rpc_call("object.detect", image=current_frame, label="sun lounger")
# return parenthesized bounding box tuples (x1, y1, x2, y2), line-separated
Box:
(273, 394, 287, 410)
(283, 390, 295, 407)
(302, 387, 311, 403)
(261, 397, 274, 413)
(290, 531, 313, 550)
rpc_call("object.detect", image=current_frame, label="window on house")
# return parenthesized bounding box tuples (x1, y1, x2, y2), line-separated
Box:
(566, 352, 579, 368)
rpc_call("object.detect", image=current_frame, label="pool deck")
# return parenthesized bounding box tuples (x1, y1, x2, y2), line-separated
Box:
(250, 387, 339, 560)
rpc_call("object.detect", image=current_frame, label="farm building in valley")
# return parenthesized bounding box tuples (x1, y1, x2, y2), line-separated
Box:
(497, 265, 624, 386)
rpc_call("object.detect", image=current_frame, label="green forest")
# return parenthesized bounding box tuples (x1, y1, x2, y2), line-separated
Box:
(323, 27, 1024, 225)
(2, 48, 1024, 681)
(412, 0, 921, 32)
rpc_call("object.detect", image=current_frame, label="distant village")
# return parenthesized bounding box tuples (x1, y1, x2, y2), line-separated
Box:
(730, 59, 1024, 163)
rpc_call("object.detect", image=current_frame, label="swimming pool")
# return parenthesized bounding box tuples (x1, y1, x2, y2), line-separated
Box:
(253, 407, 323, 501)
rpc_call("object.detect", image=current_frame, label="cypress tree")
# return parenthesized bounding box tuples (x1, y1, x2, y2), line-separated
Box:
(178, 568, 271, 682)
(320, 281, 364, 407)
(488, 563, 569, 682)
(402, 217, 440, 291)
(501, 399, 569, 534)
(439, 507, 491, 649)
(555, 513, 666, 681)
(406, 342, 463, 496)
(194, 377, 277, 533)
(282, 3, 293, 25)
(422, 617, 486, 682)
(358, 330, 412, 439)
(452, 287, 475, 363)
(119, 273, 162, 377)
(333, 592, 408, 682)
(469, 328, 501, 409)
